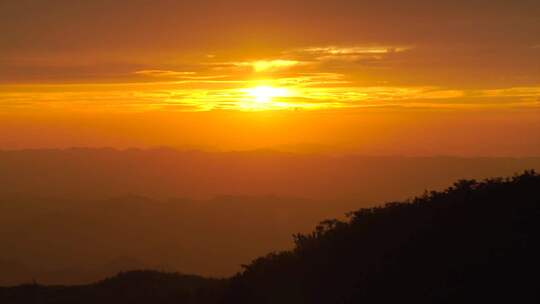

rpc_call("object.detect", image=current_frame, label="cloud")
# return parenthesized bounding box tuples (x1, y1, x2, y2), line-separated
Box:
(274, 73, 349, 87)
(233, 60, 302, 72)
(2, 43, 539, 112)
(134, 70, 196, 77)
(302, 46, 411, 55)
(134, 70, 228, 80)
(478, 87, 540, 98)
(201, 45, 412, 79)
(290, 45, 413, 62)
(0, 83, 469, 112)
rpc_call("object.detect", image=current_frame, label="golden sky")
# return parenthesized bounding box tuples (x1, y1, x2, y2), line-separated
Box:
(1, 0, 539, 154)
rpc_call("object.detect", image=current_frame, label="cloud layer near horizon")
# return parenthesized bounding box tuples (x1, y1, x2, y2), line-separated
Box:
(0, 0, 539, 154)
(1, 0, 540, 110)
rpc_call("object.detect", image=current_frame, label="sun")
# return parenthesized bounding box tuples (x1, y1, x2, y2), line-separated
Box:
(245, 86, 290, 103)
(238, 85, 302, 111)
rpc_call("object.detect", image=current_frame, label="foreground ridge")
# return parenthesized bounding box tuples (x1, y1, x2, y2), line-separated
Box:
(2, 171, 539, 303)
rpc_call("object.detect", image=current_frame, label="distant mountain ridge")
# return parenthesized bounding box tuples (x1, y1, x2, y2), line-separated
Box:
(0, 195, 356, 284)
(1, 148, 539, 200)
(0, 271, 224, 304)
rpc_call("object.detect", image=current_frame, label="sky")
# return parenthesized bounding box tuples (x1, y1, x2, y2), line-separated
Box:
(1, 0, 539, 155)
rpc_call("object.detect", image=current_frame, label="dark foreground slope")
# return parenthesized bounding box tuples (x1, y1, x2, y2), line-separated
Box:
(223, 171, 540, 303)
(2, 171, 539, 303)
(0, 271, 224, 304)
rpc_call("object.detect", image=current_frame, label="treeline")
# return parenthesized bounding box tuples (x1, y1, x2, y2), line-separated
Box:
(223, 171, 540, 303)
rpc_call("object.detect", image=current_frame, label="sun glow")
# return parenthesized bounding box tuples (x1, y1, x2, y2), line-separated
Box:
(235, 85, 299, 110)
(245, 86, 290, 103)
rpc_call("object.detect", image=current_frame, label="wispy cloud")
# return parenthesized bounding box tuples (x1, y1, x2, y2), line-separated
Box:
(205, 45, 411, 74)
(289, 45, 413, 62)
(2, 44, 538, 113)
(7, 81, 538, 112)
(134, 70, 229, 80)
(240, 60, 301, 72)
(301, 46, 412, 55)
(478, 87, 540, 98)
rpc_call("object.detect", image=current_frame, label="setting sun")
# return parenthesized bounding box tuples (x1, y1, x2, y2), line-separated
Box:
(235, 86, 300, 110)
(245, 86, 290, 103)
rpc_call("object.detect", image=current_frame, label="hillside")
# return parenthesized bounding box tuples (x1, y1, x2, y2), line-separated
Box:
(223, 171, 540, 303)
(0, 271, 224, 304)
(3, 149, 540, 285)
(1, 171, 539, 303)
(0, 195, 357, 285)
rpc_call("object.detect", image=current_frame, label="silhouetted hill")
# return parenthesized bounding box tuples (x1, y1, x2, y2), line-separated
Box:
(0, 195, 356, 285)
(1, 171, 539, 303)
(223, 171, 540, 303)
(0, 271, 224, 304)
(3, 149, 540, 284)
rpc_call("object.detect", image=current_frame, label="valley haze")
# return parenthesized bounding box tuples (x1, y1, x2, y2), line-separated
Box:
(0, 148, 539, 285)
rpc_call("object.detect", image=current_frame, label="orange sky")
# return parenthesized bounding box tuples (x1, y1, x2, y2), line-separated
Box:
(1, 0, 539, 155)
